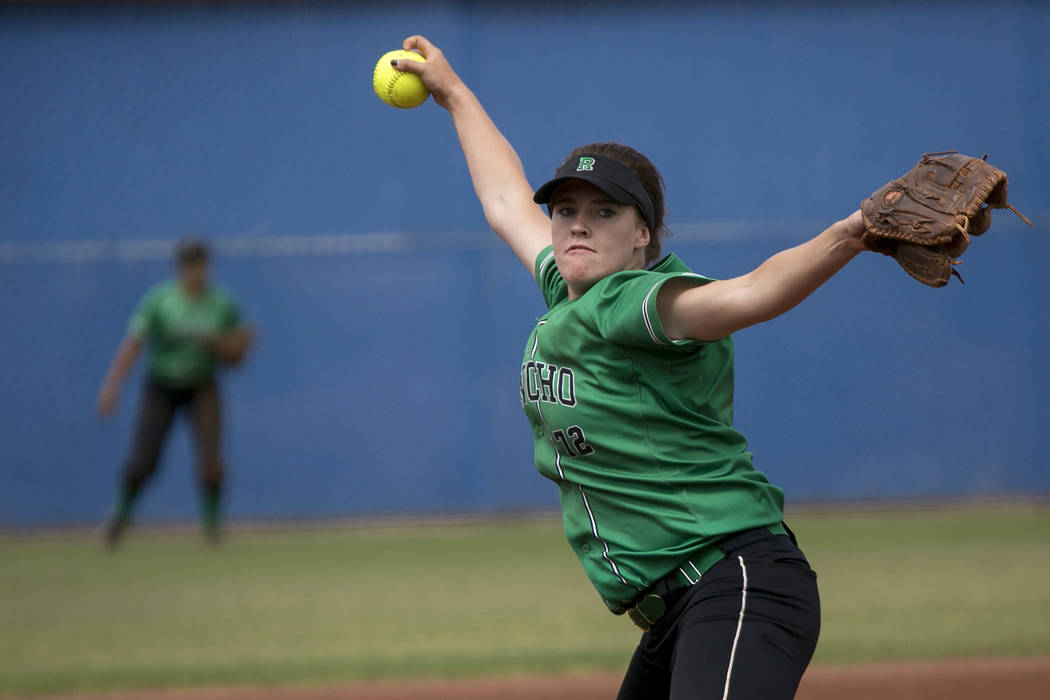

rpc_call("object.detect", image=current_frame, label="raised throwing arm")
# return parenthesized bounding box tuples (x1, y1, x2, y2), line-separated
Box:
(394, 35, 551, 273)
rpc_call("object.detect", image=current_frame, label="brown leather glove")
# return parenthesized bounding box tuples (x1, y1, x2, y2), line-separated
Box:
(861, 151, 1031, 286)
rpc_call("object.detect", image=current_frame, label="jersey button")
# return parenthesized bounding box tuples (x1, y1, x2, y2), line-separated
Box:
(582, 544, 592, 553)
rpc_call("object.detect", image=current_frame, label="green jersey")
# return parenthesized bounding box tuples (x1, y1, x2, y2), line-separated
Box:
(128, 280, 241, 387)
(521, 246, 785, 613)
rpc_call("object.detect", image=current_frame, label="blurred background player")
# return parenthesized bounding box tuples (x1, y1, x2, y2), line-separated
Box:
(96, 236, 253, 546)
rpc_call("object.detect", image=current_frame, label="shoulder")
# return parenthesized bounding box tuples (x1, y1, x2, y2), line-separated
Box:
(199, 283, 238, 311)
(206, 285, 242, 324)
(534, 245, 568, 309)
(649, 251, 703, 277)
(206, 284, 235, 303)
(151, 279, 177, 295)
(138, 280, 174, 306)
(128, 280, 171, 334)
(581, 258, 717, 349)
(535, 247, 557, 278)
(592, 253, 712, 299)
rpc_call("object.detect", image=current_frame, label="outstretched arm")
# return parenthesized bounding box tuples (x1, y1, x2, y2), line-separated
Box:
(394, 35, 551, 274)
(658, 211, 866, 342)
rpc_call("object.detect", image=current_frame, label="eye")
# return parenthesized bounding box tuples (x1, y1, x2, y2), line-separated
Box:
(555, 206, 575, 218)
(598, 208, 617, 218)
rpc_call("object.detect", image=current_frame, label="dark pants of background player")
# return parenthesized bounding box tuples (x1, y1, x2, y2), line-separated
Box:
(119, 377, 224, 529)
(617, 528, 821, 700)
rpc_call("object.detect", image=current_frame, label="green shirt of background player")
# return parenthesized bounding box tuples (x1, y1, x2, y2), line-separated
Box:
(96, 237, 253, 546)
(398, 35, 869, 699)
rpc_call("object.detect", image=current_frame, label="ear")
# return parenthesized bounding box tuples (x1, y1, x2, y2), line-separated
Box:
(635, 223, 651, 251)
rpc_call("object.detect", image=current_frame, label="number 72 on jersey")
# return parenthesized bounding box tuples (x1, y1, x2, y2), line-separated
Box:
(550, 425, 595, 457)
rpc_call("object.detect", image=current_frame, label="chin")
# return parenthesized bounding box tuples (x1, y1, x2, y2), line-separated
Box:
(563, 271, 607, 296)
(557, 258, 593, 283)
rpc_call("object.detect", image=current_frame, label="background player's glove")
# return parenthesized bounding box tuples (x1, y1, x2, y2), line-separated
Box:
(860, 151, 1031, 287)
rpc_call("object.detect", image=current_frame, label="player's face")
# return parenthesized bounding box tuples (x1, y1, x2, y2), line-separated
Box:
(550, 181, 650, 300)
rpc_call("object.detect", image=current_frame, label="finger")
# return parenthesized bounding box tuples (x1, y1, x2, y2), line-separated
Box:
(392, 56, 425, 75)
(402, 34, 434, 55)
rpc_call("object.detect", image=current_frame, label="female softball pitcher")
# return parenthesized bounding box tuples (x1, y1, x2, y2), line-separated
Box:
(396, 36, 866, 699)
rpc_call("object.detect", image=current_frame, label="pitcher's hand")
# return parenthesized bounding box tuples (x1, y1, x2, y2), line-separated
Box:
(394, 36, 466, 110)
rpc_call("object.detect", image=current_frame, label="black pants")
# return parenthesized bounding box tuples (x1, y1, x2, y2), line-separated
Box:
(617, 529, 821, 700)
(122, 377, 223, 490)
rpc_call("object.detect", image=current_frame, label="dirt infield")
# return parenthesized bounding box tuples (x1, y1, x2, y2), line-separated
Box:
(27, 656, 1050, 700)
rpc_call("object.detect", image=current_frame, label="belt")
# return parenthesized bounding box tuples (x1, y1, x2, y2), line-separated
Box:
(626, 522, 790, 632)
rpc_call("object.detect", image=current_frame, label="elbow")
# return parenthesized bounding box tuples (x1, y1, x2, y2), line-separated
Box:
(481, 193, 515, 225)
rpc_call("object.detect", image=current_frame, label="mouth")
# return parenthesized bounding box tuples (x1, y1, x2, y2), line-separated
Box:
(565, 244, 596, 254)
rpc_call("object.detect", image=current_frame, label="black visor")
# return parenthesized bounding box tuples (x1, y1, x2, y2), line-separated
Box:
(533, 154, 657, 233)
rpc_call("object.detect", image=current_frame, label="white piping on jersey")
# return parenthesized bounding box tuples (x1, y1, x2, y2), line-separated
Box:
(722, 555, 749, 700)
(641, 273, 707, 345)
(530, 318, 635, 592)
(642, 281, 664, 344)
(537, 250, 556, 277)
(577, 484, 634, 589)
(529, 321, 563, 480)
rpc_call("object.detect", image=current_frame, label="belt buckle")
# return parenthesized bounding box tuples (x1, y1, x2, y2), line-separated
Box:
(627, 593, 666, 632)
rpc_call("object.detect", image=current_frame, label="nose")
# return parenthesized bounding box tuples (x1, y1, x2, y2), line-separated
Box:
(570, 213, 589, 237)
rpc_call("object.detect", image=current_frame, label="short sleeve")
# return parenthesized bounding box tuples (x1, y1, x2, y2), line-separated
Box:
(127, 286, 159, 338)
(217, 291, 242, 330)
(534, 245, 568, 309)
(592, 271, 713, 347)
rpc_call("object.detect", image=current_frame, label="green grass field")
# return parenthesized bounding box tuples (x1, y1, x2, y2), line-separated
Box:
(1, 503, 1048, 697)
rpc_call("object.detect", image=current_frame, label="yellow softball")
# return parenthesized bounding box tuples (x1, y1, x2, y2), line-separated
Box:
(373, 50, 430, 109)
